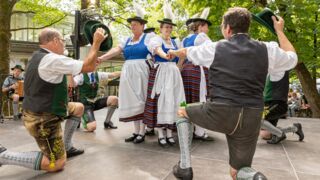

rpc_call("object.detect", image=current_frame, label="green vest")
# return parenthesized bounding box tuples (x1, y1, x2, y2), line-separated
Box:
(263, 72, 289, 103)
(51, 75, 68, 116)
(79, 72, 100, 105)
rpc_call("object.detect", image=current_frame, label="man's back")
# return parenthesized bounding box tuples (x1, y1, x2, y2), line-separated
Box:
(209, 34, 268, 107)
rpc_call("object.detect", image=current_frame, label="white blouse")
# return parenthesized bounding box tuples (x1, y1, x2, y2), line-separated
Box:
(118, 32, 156, 50)
(148, 35, 181, 55)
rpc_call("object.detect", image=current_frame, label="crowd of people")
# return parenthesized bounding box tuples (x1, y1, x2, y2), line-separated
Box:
(1, 4, 304, 180)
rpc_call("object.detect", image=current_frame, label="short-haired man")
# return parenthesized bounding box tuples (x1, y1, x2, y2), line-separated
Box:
(169, 7, 297, 180)
(0, 27, 106, 172)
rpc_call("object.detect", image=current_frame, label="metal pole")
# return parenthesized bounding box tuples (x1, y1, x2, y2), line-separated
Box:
(74, 10, 81, 60)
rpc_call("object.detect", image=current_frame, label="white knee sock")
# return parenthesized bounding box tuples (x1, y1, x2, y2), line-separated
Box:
(0, 150, 42, 170)
(176, 117, 193, 169)
(157, 128, 165, 139)
(194, 125, 205, 137)
(134, 121, 140, 134)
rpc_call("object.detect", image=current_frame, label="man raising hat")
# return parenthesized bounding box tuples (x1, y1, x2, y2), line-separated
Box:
(0, 27, 106, 172)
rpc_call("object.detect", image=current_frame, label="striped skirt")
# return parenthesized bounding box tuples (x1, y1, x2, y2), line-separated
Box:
(181, 61, 209, 103)
(143, 64, 182, 130)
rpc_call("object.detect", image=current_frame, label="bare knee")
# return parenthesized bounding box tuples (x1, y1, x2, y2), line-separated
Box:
(41, 154, 66, 172)
(107, 96, 118, 106)
(12, 94, 19, 102)
(86, 121, 97, 132)
(260, 129, 271, 139)
(73, 103, 84, 117)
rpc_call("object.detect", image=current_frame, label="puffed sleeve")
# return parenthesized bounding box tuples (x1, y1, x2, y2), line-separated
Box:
(118, 36, 130, 49)
(194, 32, 212, 46)
(147, 35, 163, 55)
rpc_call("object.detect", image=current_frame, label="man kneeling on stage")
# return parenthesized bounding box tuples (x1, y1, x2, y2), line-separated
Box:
(73, 71, 120, 132)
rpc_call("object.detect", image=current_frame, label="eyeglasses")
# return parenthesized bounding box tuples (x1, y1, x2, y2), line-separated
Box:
(57, 37, 66, 44)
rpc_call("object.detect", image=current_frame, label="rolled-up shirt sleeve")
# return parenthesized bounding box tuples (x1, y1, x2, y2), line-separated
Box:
(98, 72, 109, 81)
(73, 74, 84, 86)
(186, 41, 217, 68)
(39, 53, 83, 84)
(2, 77, 10, 88)
(265, 41, 298, 74)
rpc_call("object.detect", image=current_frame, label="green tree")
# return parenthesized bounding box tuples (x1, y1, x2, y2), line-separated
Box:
(175, 0, 320, 117)
(0, 0, 67, 106)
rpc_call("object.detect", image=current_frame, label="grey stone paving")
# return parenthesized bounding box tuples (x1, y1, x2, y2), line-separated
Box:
(0, 109, 319, 180)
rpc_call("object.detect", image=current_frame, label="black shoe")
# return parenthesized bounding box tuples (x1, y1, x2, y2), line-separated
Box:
(173, 163, 193, 180)
(145, 129, 155, 136)
(125, 133, 138, 142)
(166, 137, 176, 145)
(0, 145, 6, 153)
(66, 147, 84, 158)
(267, 133, 286, 144)
(253, 172, 268, 180)
(0, 144, 6, 167)
(104, 121, 118, 129)
(133, 135, 145, 144)
(193, 133, 214, 141)
(293, 123, 304, 141)
(13, 115, 20, 121)
(158, 138, 169, 148)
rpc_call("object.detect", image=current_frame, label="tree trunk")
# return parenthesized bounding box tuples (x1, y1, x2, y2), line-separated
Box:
(295, 62, 320, 118)
(0, 0, 13, 108)
(81, 0, 89, 9)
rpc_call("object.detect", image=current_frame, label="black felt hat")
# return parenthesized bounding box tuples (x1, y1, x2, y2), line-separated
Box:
(127, 16, 148, 24)
(192, 18, 212, 26)
(157, 18, 177, 26)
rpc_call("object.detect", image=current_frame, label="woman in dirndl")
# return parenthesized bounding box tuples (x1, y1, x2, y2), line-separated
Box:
(180, 8, 214, 141)
(99, 4, 155, 144)
(144, 2, 185, 147)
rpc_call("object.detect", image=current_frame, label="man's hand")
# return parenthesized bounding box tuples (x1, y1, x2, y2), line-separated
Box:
(272, 16, 284, 34)
(93, 28, 107, 45)
(10, 83, 17, 90)
(177, 107, 189, 118)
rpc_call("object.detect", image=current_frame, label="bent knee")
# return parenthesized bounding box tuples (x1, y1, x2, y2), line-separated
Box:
(12, 94, 19, 101)
(41, 155, 66, 172)
(107, 96, 118, 106)
(72, 103, 85, 117)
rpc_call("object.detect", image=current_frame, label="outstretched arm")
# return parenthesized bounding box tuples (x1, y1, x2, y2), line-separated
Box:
(98, 46, 122, 62)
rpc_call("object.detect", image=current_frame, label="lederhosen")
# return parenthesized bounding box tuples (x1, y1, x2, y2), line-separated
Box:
(185, 34, 268, 169)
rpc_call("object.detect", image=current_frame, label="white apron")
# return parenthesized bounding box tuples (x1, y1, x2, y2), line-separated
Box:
(151, 62, 185, 124)
(118, 60, 150, 118)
